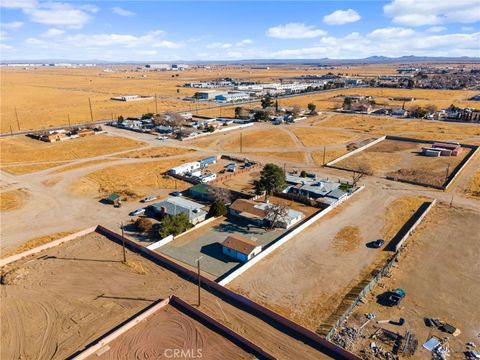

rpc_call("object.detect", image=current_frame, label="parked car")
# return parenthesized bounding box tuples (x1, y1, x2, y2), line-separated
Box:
(384, 288, 406, 307)
(129, 208, 145, 216)
(170, 191, 183, 196)
(157, 136, 169, 140)
(367, 239, 385, 248)
(141, 196, 157, 203)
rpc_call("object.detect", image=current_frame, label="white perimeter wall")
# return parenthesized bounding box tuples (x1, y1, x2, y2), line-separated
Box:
(218, 186, 365, 286)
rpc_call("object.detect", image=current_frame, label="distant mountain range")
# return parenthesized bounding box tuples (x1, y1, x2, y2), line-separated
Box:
(2, 55, 479, 65)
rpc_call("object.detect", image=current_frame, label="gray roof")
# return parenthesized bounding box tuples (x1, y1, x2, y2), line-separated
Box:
(297, 181, 341, 197)
(151, 197, 206, 222)
(325, 188, 349, 200)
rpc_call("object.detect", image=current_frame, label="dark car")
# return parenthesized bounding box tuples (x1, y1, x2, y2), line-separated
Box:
(170, 191, 183, 197)
(367, 239, 385, 248)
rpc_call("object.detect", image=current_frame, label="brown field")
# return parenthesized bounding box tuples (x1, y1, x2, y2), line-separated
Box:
(253, 151, 306, 163)
(0, 188, 29, 211)
(291, 127, 360, 147)
(2, 162, 70, 175)
(69, 157, 200, 199)
(0, 135, 145, 169)
(47, 159, 115, 174)
(0, 230, 333, 360)
(342, 204, 480, 359)
(466, 169, 480, 197)
(312, 147, 350, 165)
(335, 139, 471, 187)
(1, 230, 76, 258)
(92, 304, 253, 360)
(228, 189, 424, 331)
(112, 146, 194, 158)
(221, 128, 296, 151)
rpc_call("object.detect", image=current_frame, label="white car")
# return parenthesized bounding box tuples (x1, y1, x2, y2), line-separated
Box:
(129, 208, 145, 216)
(157, 136, 169, 140)
(141, 196, 157, 203)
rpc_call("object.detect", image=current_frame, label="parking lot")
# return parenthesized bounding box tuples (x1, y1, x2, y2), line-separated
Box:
(157, 215, 288, 278)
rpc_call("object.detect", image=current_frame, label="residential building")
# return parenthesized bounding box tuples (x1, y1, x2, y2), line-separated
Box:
(221, 235, 262, 262)
(229, 199, 303, 229)
(215, 92, 250, 102)
(169, 161, 201, 175)
(196, 90, 225, 100)
(149, 197, 207, 225)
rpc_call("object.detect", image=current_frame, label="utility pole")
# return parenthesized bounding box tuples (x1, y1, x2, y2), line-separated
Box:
(196, 256, 203, 306)
(120, 222, 127, 264)
(155, 94, 158, 114)
(323, 146, 326, 166)
(445, 163, 450, 186)
(450, 194, 454, 208)
(68, 114, 72, 130)
(14, 107, 20, 130)
(88, 98, 94, 123)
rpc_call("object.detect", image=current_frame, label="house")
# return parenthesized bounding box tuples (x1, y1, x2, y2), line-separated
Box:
(215, 92, 250, 102)
(199, 156, 217, 167)
(199, 173, 216, 183)
(229, 199, 303, 229)
(187, 183, 215, 202)
(284, 175, 349, 205)
(105, 192, 121, 205)
(149, 197, 207, 225)
(169, 161, 201, 175)
(44, 131, 67, 142)
(76, 128, 95, 137)
(221, 235, 262, 262)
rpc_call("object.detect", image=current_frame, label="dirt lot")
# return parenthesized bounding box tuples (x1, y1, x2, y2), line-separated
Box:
(228, 189, 426, 331)
(69, 157, 200, 199)
(335, 139, 471, 187)
(92, 304, 253, 360)
(111, 146, 195, 159)
(0, 188, 29, 211)
(0, 135, 145, 174)
(340, 204, 480, 359)
(0, 230, 332, 360)
(465, 169, 480, 198)
(221, 127, 296, 151)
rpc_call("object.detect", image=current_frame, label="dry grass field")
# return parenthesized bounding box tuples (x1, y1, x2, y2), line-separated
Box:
(1, 230, 75, 258)
(0, 135, 145, 174)
(466, 169, 480, 197)
(221, 128, 296, 151)
(112, 146, 194, 158)
(0, 189, 29, 211)
(69, 157, 200, 199)
(253, 151, 306, 163)
(312, 148, 350, 165)
(291, 127, 360, 147)
(335, 139, 471, 187)
(48, 159, 115, 174)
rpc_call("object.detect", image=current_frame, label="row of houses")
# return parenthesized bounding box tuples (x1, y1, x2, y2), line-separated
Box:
(29, 126, 102, 142)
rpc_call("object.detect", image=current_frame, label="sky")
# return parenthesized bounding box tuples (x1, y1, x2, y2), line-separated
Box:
(1, 0, 479, 61)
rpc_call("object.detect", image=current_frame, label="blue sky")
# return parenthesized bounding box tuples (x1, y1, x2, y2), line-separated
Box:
(1, 0, 479, 61)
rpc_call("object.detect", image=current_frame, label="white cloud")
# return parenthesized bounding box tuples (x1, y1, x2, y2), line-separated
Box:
(112, 7, 135, 16)
(0, 0, 37, 9)
(3, 1, 97, 28)
(152, 40, 183, 49)
(323, 9, 361, 25)
(0, 43, 14, 50)
(206, 42, 232, 49)
(426, 26, 447, 33)
(266, 23, 326, 39)
(237, 39, 253, 46)
(1, 21, 24, 30)
(134, 50, 157, 55)
(384, 0, 480, 26)
(40, 28, 65, 37)
(461, 26, 475, 32)
(268, 29, 480, 59)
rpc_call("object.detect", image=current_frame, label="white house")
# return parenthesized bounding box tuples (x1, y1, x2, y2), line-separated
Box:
(169, 161, 201, 175)
(221, 235, 262, 262)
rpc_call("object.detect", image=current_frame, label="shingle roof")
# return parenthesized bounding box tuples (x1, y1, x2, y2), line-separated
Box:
(230, 199, 266, 218)
(222, 235, 260, 255)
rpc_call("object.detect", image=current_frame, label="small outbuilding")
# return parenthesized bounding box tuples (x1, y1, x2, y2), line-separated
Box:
(221, 235, 262, 262)
(105, 192, 121, 205)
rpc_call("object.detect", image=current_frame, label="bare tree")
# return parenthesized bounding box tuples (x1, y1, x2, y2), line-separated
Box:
(264, 203, 289, 229)
(352, 165, 371, 187)
(291, 105, 302, 119)
(154, 111, 186, 132)
(208, 186, 232, 204)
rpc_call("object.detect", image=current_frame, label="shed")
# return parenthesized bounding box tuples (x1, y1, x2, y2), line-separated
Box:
(221, 235, 262, 262)
(105, 193, 121, 205)
(199, 156, 217, 166)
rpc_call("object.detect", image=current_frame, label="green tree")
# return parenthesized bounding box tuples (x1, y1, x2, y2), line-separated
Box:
(261, 94, 274, 109)
(254, 163, 285, 200)
(158, 213, 192, 238)
(300, 170, 307, 178)
(141, 113, 154, 119)
(134, 218, 153, 234)
(234, 106, 242, 118)
(208, 201, 227, 217)
(307, 103, 316, 114)
(253, 110, 270, 122)
(343, 97, 353, 110)
(406, 79, 415, 89)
